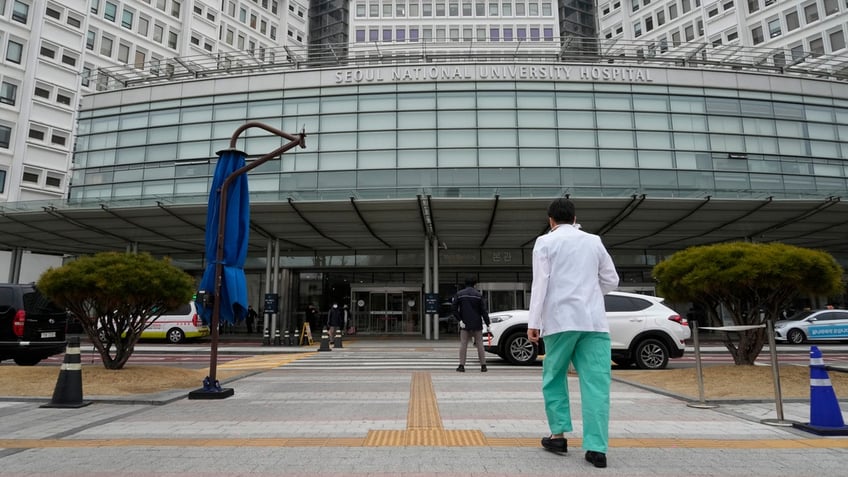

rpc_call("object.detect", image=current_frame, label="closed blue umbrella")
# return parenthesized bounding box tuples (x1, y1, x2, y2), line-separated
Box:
(189, 123, 305, 400)
(198, 149, 250, 327)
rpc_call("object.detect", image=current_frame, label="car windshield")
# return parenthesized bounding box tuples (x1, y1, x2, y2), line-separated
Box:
(785, 310, 815, 321)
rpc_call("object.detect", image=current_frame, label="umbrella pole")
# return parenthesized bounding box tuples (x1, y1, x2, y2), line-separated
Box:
(191, 124, 306, 400)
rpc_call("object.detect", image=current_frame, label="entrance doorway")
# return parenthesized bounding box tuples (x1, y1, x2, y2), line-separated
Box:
(350, 286, 421, 334)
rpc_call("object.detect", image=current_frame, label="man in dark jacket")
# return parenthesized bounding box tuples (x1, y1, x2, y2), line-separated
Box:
(452, 276, 491, 372)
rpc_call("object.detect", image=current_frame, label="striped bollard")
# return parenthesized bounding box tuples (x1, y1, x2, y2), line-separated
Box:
(41, 336, 92, 408)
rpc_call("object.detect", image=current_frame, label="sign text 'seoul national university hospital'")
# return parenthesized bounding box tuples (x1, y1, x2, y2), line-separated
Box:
(335, 65, 655, 84)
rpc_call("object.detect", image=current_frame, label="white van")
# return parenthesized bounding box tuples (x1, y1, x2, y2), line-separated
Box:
(141, 301, 210, 344)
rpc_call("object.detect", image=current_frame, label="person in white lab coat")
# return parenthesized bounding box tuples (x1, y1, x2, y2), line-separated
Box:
(527, 198, 619, 468)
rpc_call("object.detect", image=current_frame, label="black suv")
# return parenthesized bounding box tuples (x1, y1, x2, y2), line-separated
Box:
(0, 283, 68, 366)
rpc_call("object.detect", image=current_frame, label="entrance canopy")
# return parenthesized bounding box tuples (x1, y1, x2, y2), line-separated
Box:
(1, 195, 846, 259)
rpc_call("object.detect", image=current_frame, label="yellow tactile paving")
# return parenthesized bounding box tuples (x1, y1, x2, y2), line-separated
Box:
(2, 437, 847, 449)
(216, 352, 316, 370)
(407, 371, 442, 430)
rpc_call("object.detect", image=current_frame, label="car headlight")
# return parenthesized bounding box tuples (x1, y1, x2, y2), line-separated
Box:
(489, 315, 512, 324)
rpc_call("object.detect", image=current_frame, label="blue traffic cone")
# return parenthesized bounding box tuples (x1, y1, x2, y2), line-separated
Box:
(793, 346, 848, 435)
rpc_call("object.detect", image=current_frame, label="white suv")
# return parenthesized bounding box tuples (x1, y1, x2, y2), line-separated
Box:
(485, 291, 690, 369)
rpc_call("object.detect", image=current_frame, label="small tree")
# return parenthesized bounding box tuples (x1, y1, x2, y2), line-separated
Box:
(653, 242, 843, 365)
(38, 252, 195, 369)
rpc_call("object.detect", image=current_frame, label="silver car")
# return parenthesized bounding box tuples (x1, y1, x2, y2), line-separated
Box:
(774, 309, 848, 344)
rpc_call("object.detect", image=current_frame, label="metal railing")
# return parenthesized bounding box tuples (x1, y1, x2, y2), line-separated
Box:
(90, 38, 848, 92)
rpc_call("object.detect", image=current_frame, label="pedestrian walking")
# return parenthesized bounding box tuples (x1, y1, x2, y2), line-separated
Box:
(527, 198, 619, 468)
(246, 305, 258, 334)
(342, 304, 352, 335)
(452, 276, 491, 373)
(326, 303, 344, 344)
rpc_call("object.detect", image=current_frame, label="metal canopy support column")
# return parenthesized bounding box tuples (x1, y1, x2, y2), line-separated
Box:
(280, 268, 291, 333)
(271, 238, 280, 342)
(263, 240, 272, 344)
(7, 248, 22, 283)
(424, 237, 431, 340)
(433, 237, 439, 341)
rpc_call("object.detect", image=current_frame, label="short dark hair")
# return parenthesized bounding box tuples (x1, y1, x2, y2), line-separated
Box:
(464, 276, 477, 287)
(547, 198, 576, 224)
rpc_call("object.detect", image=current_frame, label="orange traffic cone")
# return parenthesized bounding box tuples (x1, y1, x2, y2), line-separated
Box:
(41, 336, 92, 408)
(792, 346, 848, 435)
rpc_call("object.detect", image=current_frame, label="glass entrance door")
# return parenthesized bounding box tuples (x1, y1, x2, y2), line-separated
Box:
(477, 282, 530, 312)
(350, 286, 421, 335)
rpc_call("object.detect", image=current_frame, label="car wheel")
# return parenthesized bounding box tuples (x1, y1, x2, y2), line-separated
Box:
(167, 328, 186, 344)
(634, 338, 669, 370)
(787, 329, 806, 344)
(13, 356, 41, 366)
(503, 331, 538, 365)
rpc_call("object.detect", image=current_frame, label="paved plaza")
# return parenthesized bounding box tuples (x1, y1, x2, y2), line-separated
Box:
(1, 338, 847, 476)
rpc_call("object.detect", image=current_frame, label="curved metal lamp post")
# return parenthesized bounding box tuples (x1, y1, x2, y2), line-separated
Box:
(189, 123, 306, 400)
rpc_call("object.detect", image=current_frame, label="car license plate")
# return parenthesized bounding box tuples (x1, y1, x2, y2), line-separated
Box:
(41, 331, 56, 339)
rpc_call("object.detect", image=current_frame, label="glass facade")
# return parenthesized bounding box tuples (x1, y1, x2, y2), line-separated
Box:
(72, 76, 848, 204)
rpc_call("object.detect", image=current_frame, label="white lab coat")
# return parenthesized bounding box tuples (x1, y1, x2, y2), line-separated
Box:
(527, 224, 619, 337)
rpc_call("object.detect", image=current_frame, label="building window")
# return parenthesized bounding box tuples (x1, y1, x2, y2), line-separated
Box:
(121, 9, 133, 28)
(45, 175, 62, 188)
(786, 11, 799, 31)
(67, 15, 82, 28)
(104, 1, 117, 21)
(768, 18, 781, 38)
(6, 40, 24, 64)
(0, 125, 11, 148)
(34, 86, 51, 99)
(0, 169, 6, 193)
(51, 133, 67, 146)
(22, 170, 39, 183)
(100, 36, 113, 56)
(751, 25, 764, 44)
(747, 0, 758, 14)
(657, 10, 665, 25)
(40, 45, 56, 59)
(46, 6, 62, 20)
(804, 3, 818, 23)
(171, 0, 181, 18)
(0, 81, 17, 105)
(12, 0, 29, 23)
(823, 0, 838, 15)
(117, 43, 129, 62)
(28, 128, 45, 141)
(56, 92, 71, 105)
(138, 16, 149, 36)
(809, 36, 824, 56)
(61, 53, 77, 66)
(86, 30, 96, 49)
(90, 0, 99, 14)
(682, 0, 691, 12)
(168, 31, 178, 49)
(668, 3, 677, 19)
(830, 29, 846, 51)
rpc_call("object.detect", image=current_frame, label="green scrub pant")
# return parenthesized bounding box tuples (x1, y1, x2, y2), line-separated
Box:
(541, 331, 611, 453)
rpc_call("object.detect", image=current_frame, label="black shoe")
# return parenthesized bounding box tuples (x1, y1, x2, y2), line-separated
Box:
(585, 451, 607, 468)
(541, 436, 567, 454)
(456, 365, 465, 372)
(481, 365, 488, 372)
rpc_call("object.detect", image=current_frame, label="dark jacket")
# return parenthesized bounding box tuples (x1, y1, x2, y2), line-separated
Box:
(452, 286, 490, 331)
(327, 307, 345, 327)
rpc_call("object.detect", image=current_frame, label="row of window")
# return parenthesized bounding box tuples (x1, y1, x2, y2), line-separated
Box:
(69, 165, 848, 203)
(44, 3, 85, 29)
(0, 122, 70, 150)
(91, 0, 181, 22)
(747, 0, 840, 17)
(87, 16, 180, 59)
(355, 24, 556, 42)
(354, 1, 554, 18)
(1, 76, 74, 109)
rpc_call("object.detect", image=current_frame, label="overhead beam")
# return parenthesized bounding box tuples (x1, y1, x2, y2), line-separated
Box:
(286, 198, 352, 249)
(350, 198, 392, 248)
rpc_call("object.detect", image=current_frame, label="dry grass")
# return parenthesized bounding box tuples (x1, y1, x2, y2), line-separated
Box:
(1, 365, 243, 397)
(613, 364, 848, 400)
(3, 363, 847, 400)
